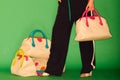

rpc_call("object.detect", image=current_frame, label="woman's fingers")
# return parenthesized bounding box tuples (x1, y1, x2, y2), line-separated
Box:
(58, 0, 62, 3)
(86, 0, 94, 11)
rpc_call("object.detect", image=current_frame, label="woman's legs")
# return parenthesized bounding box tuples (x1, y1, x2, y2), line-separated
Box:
(45, 1, 73, 76)
(79, 41, 95, 74)
(70, 0, 96, 74)
(45, 0, 96, 77)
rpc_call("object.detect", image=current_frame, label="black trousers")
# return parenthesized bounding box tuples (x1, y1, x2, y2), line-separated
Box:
(45, 0, 95, 76)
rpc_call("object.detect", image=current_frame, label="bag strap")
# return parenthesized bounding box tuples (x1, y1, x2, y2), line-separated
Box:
(81, 9, 103, 27)
(93, 9, 103, 25)
(12, 49, 28, 67)
(29, 29, 49, 49)
(68, 0, 72, 21)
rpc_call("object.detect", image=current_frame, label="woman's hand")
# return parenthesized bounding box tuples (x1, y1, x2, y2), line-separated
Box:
(58, 0, 62, 3)
(86, 0, 94, 11)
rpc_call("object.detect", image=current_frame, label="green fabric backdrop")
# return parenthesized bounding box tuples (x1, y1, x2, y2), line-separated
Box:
(0, 0, 119, 72)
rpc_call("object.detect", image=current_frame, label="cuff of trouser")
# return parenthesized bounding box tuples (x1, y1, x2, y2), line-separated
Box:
(45, 69, 63, 76)
(80, 66, 94, 74)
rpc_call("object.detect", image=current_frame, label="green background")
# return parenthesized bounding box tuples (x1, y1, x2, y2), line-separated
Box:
(0, 0, 119, 72)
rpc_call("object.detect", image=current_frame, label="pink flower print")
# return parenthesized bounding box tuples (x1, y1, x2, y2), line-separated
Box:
(35, 62, 39, 66)
(37, 38, 42, 42)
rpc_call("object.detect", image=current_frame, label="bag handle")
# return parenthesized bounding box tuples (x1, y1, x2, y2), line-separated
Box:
(12, 49, 28, 67)
(29, 29, 49, 49)
(81, 9, 103, 27)
(93, 9, 103, 25)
